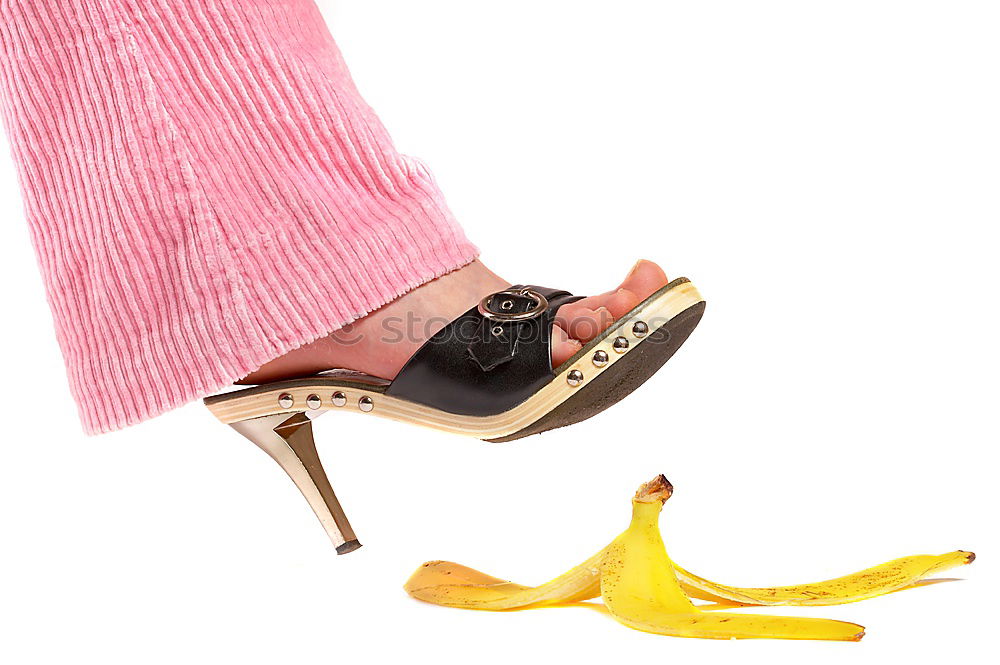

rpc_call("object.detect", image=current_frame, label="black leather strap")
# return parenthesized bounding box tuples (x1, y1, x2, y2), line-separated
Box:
(385, 285, 582, 416)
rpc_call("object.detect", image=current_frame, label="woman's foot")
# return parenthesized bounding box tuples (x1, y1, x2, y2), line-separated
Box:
(240, 259, 670, 385)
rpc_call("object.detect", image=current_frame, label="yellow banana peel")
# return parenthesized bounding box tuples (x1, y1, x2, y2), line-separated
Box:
(405, 555, 601, 610)
(675, 550, 974, 607)
(404, 475, 975, 641)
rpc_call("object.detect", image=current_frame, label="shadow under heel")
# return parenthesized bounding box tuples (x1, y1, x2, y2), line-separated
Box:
(229, 411, 361, 554)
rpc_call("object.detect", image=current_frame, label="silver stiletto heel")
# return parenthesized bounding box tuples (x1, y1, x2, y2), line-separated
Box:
(229, 411, 361, 554)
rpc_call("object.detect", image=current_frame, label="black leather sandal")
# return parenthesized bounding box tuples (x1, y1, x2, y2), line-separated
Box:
(204, 277, 705, 553)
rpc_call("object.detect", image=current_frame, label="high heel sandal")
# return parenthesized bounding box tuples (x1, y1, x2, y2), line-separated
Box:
(205, 278, 705, 552)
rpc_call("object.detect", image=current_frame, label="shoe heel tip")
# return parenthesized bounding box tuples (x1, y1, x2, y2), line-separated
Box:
(336, 539, 362, 555)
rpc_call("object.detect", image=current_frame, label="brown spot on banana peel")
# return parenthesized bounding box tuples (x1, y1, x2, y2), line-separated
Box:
(635, 474, 673, 503)
(961, 551, 976, 564)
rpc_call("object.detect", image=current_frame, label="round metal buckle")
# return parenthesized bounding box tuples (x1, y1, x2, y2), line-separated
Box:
(477, 288, 549, 322)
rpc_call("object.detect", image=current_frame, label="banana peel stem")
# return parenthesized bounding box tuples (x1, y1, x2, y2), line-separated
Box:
(634, 474, 673, 503)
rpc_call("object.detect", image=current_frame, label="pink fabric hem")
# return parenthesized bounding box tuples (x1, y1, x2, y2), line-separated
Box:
(0, 1, 478, 433)
(96, 249, 478, 435)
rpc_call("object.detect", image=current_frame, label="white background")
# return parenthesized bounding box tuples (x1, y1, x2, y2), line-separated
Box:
(0, 1, 996, 663)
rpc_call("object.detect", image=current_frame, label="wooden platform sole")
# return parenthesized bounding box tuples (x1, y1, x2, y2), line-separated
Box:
(205, 278, 703, 439)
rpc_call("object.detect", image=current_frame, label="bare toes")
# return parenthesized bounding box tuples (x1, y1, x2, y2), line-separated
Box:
(555, 303, 614, 341)
(619, 259, 669, 300)
(574, 288, 641, 320)
(550, 324, 582, 367)
(550, 260, 669, 366)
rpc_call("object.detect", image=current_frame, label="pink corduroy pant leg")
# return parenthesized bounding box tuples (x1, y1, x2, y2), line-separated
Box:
(0, 1, 478, 434)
